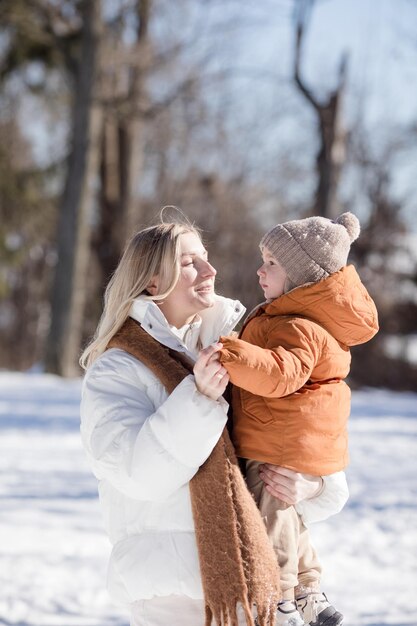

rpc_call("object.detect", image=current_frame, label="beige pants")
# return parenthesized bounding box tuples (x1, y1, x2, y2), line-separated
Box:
(130, 596, 253, 626)
(246, 460, 321, 600)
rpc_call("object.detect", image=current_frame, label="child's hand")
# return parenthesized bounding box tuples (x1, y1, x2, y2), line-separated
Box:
(193, 343, 230, 401)
(259, 464, 324, 504)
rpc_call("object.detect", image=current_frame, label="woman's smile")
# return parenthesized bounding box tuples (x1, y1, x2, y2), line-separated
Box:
(196, 283, 214, 293)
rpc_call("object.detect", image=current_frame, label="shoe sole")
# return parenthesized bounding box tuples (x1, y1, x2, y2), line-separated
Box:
(310, 607, 344, 626)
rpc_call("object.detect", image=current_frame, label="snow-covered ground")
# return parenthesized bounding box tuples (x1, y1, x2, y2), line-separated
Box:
(0, 372, 416, 626)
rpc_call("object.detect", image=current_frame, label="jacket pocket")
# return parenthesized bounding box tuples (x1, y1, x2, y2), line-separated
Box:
(240, 389, 274, 425)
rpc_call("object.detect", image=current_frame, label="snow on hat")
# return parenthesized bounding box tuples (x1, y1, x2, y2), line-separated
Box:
(260, 212, 360, 288)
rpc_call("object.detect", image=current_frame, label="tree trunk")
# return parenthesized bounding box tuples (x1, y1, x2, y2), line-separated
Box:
(121, 0, 151, 239)
(93, 0, 151, 292)
(93, 116, 124, 288)
(45, 0, 103, 376)
(121, 116, 147, 239)
(312, 63, 347, 219)
(293, 0, 348, 218)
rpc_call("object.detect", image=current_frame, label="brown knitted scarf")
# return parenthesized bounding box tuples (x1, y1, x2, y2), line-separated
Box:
(108, 318, 280, 626)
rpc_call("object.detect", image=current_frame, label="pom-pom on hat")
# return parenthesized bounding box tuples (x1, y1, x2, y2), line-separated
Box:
(260, 212, 360, 288)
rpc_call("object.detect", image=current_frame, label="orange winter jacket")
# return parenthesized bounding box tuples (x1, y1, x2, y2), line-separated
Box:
(219, 265, 379, 475)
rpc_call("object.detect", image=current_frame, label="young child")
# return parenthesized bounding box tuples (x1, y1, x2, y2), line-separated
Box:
(219, 212, 379, 626)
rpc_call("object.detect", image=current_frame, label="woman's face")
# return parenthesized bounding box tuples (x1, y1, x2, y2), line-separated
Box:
(156, 232, 217, 327)
(257, 248, 287, 300)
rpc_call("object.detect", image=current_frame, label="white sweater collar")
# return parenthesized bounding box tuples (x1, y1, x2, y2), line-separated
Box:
(169, 317, 202, 357)
(130, 295, 245, 361)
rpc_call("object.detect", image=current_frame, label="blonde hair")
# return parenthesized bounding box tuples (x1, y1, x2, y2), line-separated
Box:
(80, 221, 200, 370)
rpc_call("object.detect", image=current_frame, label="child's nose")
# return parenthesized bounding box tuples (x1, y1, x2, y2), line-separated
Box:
(257, 265, 265, 277)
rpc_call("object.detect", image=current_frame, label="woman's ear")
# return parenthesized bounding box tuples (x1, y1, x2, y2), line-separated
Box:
(146, 276, 159, 296)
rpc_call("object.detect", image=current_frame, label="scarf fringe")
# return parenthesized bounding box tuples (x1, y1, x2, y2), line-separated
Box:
(254, 597, 277, 626)
(205, 598, 254, 626)
(205, 595, 277, 626)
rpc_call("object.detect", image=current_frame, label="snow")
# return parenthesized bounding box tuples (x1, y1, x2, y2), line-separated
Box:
(0, 373, 416, 626)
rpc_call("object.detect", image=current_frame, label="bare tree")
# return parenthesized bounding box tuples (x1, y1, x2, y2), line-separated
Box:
(45, 0, 104, 376)
(293, 0, 348, 218)
(344, 127, 417, 389)
(93, 0, 152, 291)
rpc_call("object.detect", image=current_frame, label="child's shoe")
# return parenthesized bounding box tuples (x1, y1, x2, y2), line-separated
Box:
(275, 600, 305, 626)
(295, 592, 343, 626)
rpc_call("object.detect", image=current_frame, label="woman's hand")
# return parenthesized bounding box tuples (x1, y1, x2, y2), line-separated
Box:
(259, 464, 324, 504)
(193, 343, 230, 401)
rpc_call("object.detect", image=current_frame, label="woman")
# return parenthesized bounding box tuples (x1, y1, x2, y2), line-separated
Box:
(80, 220, 348, 626)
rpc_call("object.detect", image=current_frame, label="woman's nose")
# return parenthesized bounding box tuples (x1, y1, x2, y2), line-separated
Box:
(201, 260, 217, 277)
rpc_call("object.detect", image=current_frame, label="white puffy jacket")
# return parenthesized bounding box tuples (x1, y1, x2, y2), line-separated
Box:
(80, 295, 348, 606)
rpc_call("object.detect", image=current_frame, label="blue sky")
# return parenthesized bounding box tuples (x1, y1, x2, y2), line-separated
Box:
(21, 0, 417, 157)
(228, 0, 417, 127)
(215, 0, 417, 226)
(302, 0, 417, 126)
(17, 0, 417, 228)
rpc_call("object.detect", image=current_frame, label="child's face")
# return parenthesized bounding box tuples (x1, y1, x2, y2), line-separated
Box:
(257, 248, 287, 300)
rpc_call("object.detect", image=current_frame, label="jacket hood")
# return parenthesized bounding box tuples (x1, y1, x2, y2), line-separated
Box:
(264, 265, 378, 346)
(130, 294, 245, 359)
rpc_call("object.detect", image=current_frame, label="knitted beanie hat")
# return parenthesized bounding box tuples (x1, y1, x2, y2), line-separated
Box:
(260, 212, 360, 288)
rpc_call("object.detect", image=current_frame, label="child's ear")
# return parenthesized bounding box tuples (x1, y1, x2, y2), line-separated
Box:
(146, 276, 159, 296)
(284, 276, 296, 293)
